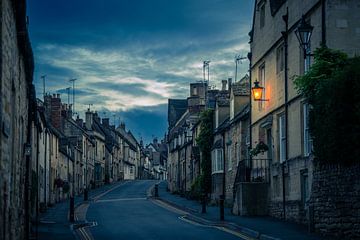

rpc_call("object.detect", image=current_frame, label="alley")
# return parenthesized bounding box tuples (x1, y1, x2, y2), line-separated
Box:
(82, 180, 244, 240)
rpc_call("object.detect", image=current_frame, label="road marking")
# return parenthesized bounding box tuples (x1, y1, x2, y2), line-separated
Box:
(95, 197, 147, 203)
(215, 226, 255, 240)
(150, 198, 188, 215)
(92, 181, 128, 202)
(153, 198, 256, 240)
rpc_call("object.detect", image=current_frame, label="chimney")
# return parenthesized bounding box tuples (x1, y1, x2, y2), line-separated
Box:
(120, 122, 125, 130)
(51, 95, 62, 129)
(76, 116, 83, 128)
(221, 80, 227, 91)
(102, 118, 109, 127)
(85, 110, 93, 130)
(228, 78, 232, 91)
(153, 137, 158, 145)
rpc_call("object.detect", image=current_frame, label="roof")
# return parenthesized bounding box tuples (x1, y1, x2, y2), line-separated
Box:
(168, 99, 188, 129)
(232, 75, 250, 96)
(214, 117, 230, 134)
(231, 104, 250, 125)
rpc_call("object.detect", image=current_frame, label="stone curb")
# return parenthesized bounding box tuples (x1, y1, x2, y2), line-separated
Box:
(154, 193, 282, 240)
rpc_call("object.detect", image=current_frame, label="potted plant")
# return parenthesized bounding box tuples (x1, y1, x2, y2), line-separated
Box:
(250, 141, 269, 157)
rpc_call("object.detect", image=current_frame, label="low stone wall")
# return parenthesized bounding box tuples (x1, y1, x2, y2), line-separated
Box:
(310, 164, 360, 239)
(268, 200, 307, 225)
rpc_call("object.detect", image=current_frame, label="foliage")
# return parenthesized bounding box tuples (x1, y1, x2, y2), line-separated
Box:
(294, 46, 360, 165)
(250, 141, 269, 157)
(189, 174, 204, 200)
(62, 181, 70, 193)
(195, 109, 214, 194)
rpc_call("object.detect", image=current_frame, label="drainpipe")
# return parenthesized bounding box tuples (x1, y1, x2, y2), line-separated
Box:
(281, 7, 289, 220)
(220, 131, 226, 221)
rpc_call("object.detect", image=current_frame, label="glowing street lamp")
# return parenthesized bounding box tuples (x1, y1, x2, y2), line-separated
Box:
(252, 80, 268, 101)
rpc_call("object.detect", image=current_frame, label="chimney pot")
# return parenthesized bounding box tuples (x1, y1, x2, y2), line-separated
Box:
(221, 80, 227, 91)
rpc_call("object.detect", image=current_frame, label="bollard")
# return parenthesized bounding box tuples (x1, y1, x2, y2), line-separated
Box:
(154, 184, 159, 197)
(201, 193, 207, 213)
(69, 196, 75, 222)
(84, 189, 88, 201)
(219, 194, 225, 221)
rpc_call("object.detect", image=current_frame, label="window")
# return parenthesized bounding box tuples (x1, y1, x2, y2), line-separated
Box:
(193, 87, 197, 96)
(279, 114, 286, 162)
(276, 44, 284, 73)
(212, 148, 223, 173)
(228, 146, 232, 171)
(260, 3, 265, 28)
(304, 43, 311, 73)
(258, 64, 265, 110)
(303, 103, 313, 156)
(301, 170, 309, 207)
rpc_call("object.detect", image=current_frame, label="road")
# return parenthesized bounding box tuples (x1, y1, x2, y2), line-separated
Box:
(83, 180, 245, 240)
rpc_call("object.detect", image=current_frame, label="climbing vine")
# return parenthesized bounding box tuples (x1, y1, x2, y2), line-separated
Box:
(195, 109, 214, 194)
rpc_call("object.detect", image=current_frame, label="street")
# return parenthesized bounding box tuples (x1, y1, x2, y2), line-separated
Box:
(81, 180, 245, 240)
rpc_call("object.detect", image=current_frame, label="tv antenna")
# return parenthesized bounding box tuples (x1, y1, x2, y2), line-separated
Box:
(69, 78, 77, 116)
(235, 55, 247, 82)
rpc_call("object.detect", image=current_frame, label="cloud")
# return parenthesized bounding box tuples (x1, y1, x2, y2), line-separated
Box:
(29, 0, 254, 141)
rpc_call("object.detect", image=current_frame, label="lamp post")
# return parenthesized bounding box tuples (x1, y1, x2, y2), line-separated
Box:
(295, 16, 314, 59)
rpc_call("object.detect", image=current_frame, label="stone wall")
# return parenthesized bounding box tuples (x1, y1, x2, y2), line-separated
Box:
(310, 164, 360, 239)
(0, 0, 33, 239)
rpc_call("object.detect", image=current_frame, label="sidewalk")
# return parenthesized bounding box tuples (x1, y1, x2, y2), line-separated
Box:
(156, 181, 324, 240)
(35, 181, 126, 240)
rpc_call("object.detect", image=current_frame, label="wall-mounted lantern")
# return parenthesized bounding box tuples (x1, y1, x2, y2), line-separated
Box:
(252, 80, 269, 101)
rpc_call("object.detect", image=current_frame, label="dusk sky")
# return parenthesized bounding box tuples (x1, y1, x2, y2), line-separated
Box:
(27, 0, 254, 143)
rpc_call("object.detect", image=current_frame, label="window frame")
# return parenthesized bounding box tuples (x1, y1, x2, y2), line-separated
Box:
(279, 114, 286, 163)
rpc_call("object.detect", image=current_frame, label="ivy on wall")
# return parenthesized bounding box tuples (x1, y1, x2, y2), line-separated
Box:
(195, 109, 214, 194)
(294, 46, 360, 165)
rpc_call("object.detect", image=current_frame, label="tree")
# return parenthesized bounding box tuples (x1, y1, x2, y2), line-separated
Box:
(294, 46, 360, 165)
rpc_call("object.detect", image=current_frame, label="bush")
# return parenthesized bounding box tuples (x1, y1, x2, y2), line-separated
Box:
(294, 46, 360, 165)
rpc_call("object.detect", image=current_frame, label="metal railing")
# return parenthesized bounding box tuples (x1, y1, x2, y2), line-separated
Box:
(234, 158, 271, 184)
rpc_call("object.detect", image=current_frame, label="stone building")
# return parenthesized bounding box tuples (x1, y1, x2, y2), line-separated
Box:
(167, 82, 208, 193)
(249, 0, 360, 225)
(0, 0, 34, 239)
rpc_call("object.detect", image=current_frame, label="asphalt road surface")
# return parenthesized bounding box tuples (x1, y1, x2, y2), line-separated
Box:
(85, 180, 245, 240)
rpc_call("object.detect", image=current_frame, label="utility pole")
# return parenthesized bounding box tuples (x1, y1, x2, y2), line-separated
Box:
(69, 78, 77, 117)
(41, 75, 46, 100)
(235, 55, 247, 82)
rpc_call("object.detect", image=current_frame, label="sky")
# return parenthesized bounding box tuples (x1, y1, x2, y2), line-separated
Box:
(27, 0, 254, 143)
